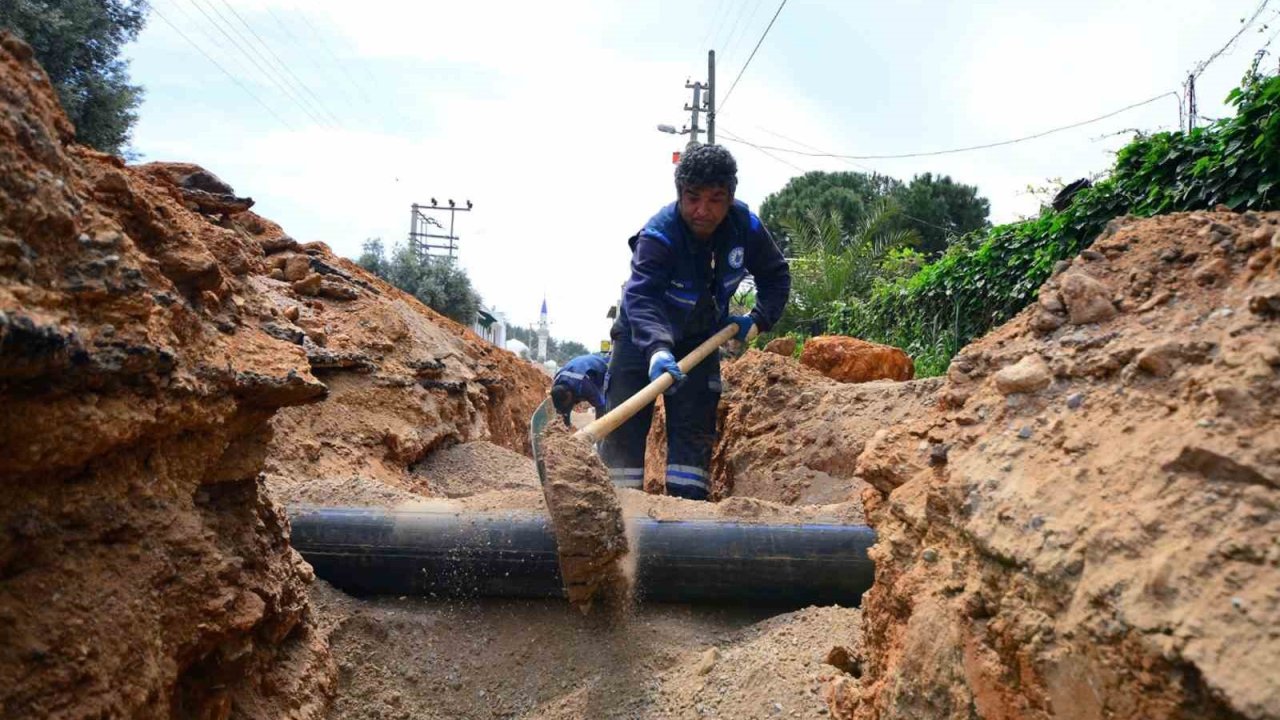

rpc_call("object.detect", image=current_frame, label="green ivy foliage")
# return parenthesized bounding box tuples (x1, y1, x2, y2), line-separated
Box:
(827, 70, 1280, 377)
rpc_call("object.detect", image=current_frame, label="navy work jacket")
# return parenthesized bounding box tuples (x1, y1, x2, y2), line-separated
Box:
(553, 352, 609, 411)
(617, 199, 790, 359)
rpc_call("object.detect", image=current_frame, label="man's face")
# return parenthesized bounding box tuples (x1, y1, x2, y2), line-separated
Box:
(678, 185, 732, 239)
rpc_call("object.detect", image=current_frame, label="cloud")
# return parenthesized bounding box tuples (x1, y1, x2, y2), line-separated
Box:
(126, 0, 1271, 347)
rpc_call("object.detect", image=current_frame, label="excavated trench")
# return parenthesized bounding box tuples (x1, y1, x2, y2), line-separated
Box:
(7, 29, 1277, 719)
(279, 438, 877, 720)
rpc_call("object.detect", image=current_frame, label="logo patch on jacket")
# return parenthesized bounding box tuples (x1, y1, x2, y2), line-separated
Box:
(728, 246, 745, 269)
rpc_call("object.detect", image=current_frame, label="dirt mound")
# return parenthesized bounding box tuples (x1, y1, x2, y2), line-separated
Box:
(182, 210, 549, 506)
(0, 32, 331, 718)
(644, 353, 940, 506)
(637, 352, 939, 506)
(845, 211, 1280, 718)
(312, 578, 857, 720)
(412, 439, 540, 497)
(647, 605, 863, 719)
(712, 352, 941, 506)
(0, 31, 549, 718)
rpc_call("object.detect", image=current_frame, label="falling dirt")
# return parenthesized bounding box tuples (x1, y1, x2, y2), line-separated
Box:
(539, 427, 632, 613)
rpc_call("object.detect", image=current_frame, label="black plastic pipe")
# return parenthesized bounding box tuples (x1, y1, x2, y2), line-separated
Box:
(288, 506, 875, 608)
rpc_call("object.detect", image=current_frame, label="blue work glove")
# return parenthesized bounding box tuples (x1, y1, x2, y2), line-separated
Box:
(729, 314, 756, 341)
(648, 350, 686, 394)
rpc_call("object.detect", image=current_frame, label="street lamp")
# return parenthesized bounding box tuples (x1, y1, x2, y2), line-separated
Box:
(657, 123, 679, 135)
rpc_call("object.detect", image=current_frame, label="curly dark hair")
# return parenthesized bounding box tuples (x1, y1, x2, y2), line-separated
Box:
(674, 144, 737, 195)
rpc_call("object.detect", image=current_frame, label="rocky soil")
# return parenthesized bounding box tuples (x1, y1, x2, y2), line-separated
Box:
(6, 21, 1277, 720)
(840, 210, 1280, 719)
(0, 31, 545, 719)
(712, 352, 940, 506)
(645, 353, 941, 506)
(798, 335, 915, 384)
(0, 33, 332, 718)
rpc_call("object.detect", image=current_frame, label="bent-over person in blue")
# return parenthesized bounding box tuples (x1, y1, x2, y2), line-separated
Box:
(602, 145, 790, 500)
(550, 352, 609, 426)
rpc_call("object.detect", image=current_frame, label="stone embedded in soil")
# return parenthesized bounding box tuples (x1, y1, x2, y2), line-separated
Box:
(764, 336, 797, 357)
(1248, 281, 1280, 317)
(1059, 271, 1117, 324)
(539, 426, 631, 612)
(283, 254, 312, 281)
(799, 335, 914, 384)
(292, 272, 323, 296)
(993, 353, 1052, 395)
(695, 647, 721, 675)
(318, 277, 359, 300)
(1193, 257, 1232, 287)
(1136, 341, 1183, 377)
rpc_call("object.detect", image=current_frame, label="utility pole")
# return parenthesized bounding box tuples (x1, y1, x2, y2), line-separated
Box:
(408, 199, 473, 260)
(684, 79, 705, 148)
(658, 54, 716, 159)
(706, 50, 716, 145)
(1184, 73, 1198, 131)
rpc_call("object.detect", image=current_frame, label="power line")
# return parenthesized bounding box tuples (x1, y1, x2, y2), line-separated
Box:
(1192, 0, 1272, 79)
(754, 124, 883, 175)
(198, 0, 337, 127)
(724, 136, 805, 173)
(698, 0, 730, 52)
(719, 0, 788, 112)
(257, 4, 360, 107)
(214, 0, 345, 127)
(166, 0, 277, 91)
(718, 128, 806, 172)
(263, 5, 371, 106)
(267, 5, 373, 105)
(722, 0, 766, 60)
(720, 127, 1008, 238)
(293, 7, 380, 92)
(721, 92, 1179, 160)
(143, 2, 296, 130)
(716, 0, 755, 55)
(181, 0, 331, 127)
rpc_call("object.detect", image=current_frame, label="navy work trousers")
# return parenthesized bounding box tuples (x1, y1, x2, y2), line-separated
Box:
(599, 333, 721, 500)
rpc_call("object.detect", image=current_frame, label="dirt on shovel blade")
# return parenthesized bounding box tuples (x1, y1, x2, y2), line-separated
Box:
(539, 425, 632, 613)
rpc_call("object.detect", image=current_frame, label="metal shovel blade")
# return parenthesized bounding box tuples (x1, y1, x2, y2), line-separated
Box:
(530, 397, 552, 486)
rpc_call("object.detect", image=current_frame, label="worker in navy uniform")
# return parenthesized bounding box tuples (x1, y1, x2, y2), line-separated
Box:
(602, 144, 790, 500)
(550, 352, 609, 426)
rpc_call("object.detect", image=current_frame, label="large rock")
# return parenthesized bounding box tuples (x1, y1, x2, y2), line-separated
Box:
(1059, 271, 1117, 324)
(763, 336, 797, 357)
(992, 353, 1052, 394)
(799, 335, 914, 383)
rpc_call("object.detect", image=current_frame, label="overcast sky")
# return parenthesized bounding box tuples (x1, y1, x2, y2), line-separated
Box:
(124, 0, 1278, 348)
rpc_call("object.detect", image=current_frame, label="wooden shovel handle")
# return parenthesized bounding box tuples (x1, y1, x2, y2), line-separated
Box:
(574, 323, 741, 444)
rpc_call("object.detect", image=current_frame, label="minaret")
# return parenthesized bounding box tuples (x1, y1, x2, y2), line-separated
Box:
(536, 297, 549, 362)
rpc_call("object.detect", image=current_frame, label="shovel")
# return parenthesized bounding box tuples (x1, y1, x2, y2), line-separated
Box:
(530, 321, 747, 485)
